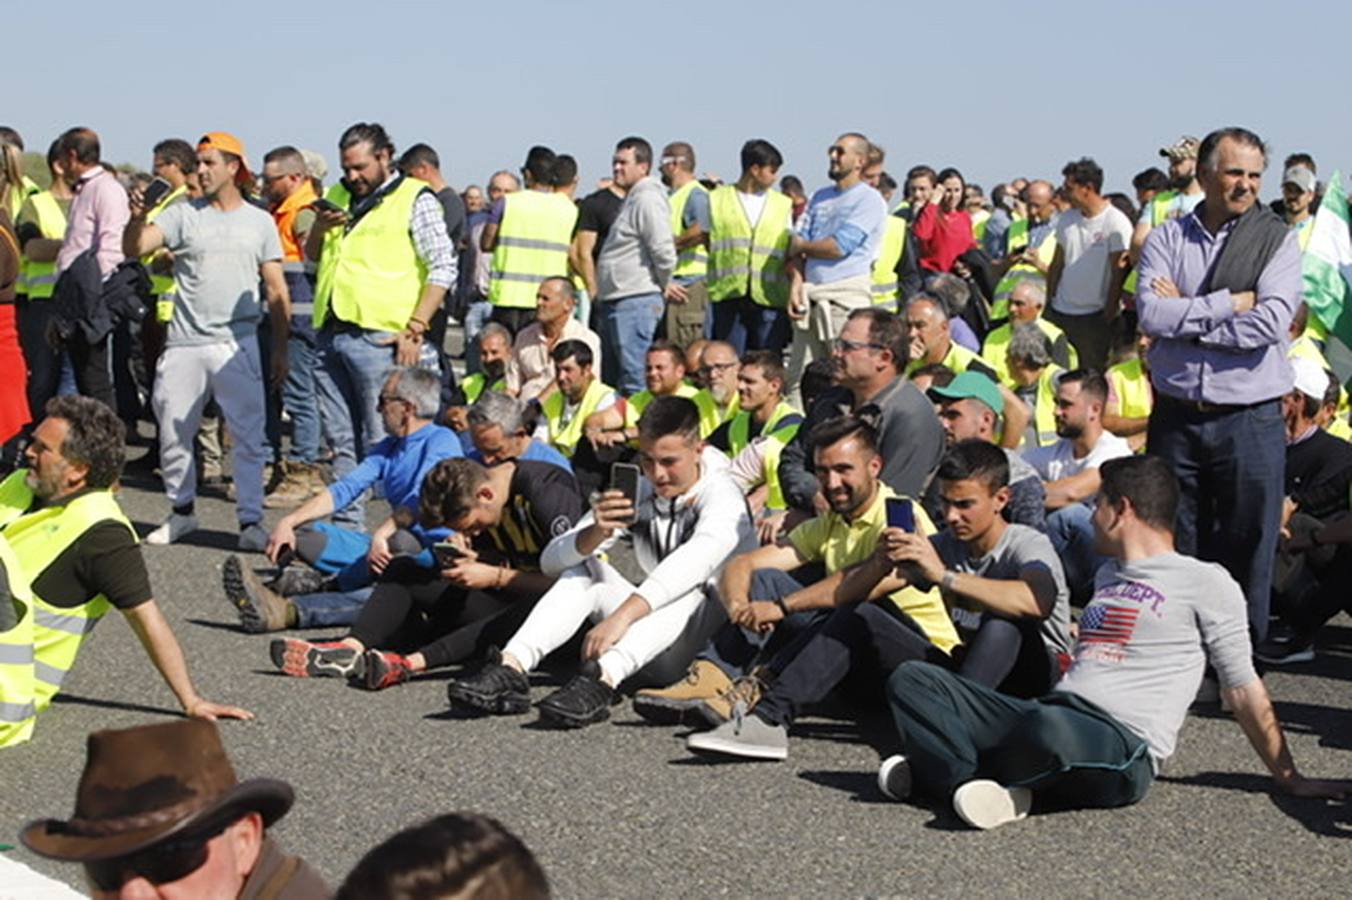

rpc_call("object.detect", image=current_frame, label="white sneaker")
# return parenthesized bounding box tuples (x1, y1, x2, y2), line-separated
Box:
(877, 754, 911, 801)
(952, 779, 1032, 830)
(145, 513, 199, 546)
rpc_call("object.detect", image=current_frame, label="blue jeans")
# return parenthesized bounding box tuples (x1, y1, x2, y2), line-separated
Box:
(1046, 503, 1109, 604)
(700, 570, 830, 677)
(282, 273, 321, 464)
(1147, 396, 1285, 641)
(705, 296, 791, 355)
(314, 324, 439, 528)
(598, 292, 664, 395)
(292, 586, 374, 629)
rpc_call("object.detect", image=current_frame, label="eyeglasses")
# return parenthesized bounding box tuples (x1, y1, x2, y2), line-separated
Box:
(697, 361, 738, 376)
(377, 394, 408, 410)
(84, 828, 220, 891)
(833, 338, 884, 353)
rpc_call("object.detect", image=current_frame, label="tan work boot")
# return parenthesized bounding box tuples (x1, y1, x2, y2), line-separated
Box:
(264, 461, 325, 509)
(221, 555, 294, 633)
(632, 660, 733, 724)
(696, 671, 768, 729)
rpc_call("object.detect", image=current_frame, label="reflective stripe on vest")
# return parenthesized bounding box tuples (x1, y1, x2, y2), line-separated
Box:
(0, 471, 133, 711)
(669, 181, 709, 279)
(0, 535, 35, 747)
(980, 317, 1075, 389)
(488, 191, 578, 309)
(993, 220, 1056, 320)
(871, 217, 908, 307)
(1014, 365, 1064, 449)
(142, 185, 189, 300)
(706, 186, 792, 307)
(18, 190, 67, 299)
(542, 378, 615, 457)
(314, 177, 430, 331)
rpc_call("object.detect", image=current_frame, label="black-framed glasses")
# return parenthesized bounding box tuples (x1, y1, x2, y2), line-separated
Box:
(833, 338, 884, 353)
(698, 361, 738, 376)
(84, 827, 222, 891)
(377, 394, 409, 410)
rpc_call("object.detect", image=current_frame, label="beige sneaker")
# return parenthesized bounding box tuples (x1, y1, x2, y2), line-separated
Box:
(265, 461, 325, 509)
(696, 671, 767, 729)
(632, 660, 733, 724)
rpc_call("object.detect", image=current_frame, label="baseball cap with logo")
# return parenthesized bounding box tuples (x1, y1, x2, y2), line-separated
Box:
(197, 132, 254, 187)
(1282, 166, 1317, 194)
(1158, 136, 1200, 161)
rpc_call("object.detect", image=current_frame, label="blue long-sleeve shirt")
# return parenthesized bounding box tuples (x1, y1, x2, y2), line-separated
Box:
(328, 423, 463, 521)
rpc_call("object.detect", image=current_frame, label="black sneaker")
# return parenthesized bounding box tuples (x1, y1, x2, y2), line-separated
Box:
(1254, 630, 1316, 665)
(446, 651, 531, 715)
(270, 564, 331, 598)
(536, 661, 615, 728)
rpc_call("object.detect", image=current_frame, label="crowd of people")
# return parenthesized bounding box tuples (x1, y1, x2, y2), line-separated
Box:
(1, 118, 1350, 893)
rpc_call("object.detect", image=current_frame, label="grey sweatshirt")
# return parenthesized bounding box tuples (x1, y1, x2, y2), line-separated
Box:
(596, 176, 676, 301)
(1056, 552, 1258, 768)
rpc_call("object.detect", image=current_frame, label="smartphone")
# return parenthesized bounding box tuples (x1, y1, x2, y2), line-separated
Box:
(885, 497, 915, 533)
(311, 197, 346, 215)
(432, 541, 464, 568)
(141, 176, 173, 208)
(609, 462, 641, 508)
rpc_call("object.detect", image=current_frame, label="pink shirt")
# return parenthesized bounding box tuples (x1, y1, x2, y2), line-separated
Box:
(57, 167, 129, 278)
(506, 317, 603, 402)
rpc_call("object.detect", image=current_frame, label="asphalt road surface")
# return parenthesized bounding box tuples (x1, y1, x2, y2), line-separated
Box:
(2, 461, 1349, 897)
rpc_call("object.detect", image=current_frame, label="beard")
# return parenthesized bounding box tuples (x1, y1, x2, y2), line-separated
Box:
(1056, 422, 1085, 440)
(482, 359, 507, 383)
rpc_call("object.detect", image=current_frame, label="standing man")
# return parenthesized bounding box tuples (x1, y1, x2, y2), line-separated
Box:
(1046, 158, 1132, 370)
(14, 142, 73, 421)
(1137, 126, 1300, 642)
(1126, 136, 1206, 291)
(659, 141, 711, 350)
(570, 175, 626, 330)
(53, 127, 129, 410)
(482, 146, 576, 336)
(462, 170, 520, 371)
(595, 137, 677, 395)
(399, 143, 466, 246)
(705, 139, 794, 354)
(505, 277, 602, 403)
(307, 122, 455, 530)
(786, 133, 888, 393)
(259, 145, 325, 509)
(125, 132, 291, 550)
(1279, 165, 1317, 247)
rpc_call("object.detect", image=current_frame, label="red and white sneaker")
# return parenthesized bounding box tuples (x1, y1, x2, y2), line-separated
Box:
(269, 638, 363, 679)
(361, 649, 414, 691)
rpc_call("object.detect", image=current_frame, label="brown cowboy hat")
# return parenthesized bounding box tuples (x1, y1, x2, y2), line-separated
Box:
(21, 719, 293, 862)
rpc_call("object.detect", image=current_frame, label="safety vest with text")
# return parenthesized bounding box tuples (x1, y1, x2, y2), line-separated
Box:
(707, 186, 792, 308)
(314, 176, 429, 332)
(488, 191, 578, 309)
(669, 181, 709, 280)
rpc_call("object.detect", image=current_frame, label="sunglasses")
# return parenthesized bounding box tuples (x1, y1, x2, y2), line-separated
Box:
(84, 827, 221, 891)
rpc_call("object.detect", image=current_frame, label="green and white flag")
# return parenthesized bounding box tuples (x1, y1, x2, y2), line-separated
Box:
(1303, 170, 1352, 346)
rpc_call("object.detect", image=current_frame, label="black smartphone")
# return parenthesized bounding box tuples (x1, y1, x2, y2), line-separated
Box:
(141, 176, 173, 208)
(432, 541, 464, 568)
(885, 497, 915, 533)
(609, 462, 641, 508)
(311, 197, 346, 215)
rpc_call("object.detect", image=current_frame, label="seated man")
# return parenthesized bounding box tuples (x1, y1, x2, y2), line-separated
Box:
(446, 323, 512, 432)
(710, 350, 803, 511)
(583, 340, 717, 446)
(505, 276, 601, 403)
(0, 397, 249, 739)
(1103, 319, 1153, 451)
(1004, 322, 1065, 449)
(1023, 369, 1131, 603)
(902, 294, 997, 381)
(980, 279, 1076, 389)
(537, 339, 617, 460)
(446, 397, 755, 727)
(658, 416, 957, 759)
(221, 367, 461, 633)
(692, 340, 742, 433)
(465, 390, 572, 471)
(878, 456, 1350, 830)
(22, 719, 326, 896)
(269, 455, 584, 690)
(926, 372, 1047, 530)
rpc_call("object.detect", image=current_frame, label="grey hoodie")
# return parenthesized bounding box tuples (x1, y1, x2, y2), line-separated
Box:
(596, 176, 676, 301)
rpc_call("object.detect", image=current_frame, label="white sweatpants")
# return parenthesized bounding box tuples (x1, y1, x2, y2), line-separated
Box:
(153, 339, 268, 524)
(504, 558, 709, 686)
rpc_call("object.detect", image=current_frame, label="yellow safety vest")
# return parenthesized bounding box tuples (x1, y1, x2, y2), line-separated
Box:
(905, 340, 987, 378)
(669, 181, 709, 280)
(728, 401, 800, 511)
(992, 218, 1056, 321)
(4, 176, 38, 222)
(1106, 358, 1153, 421)
(314, 177, 430, 332)
(623, 383, 720, 438)
(970, 209, 991, 242)
(488, 191, 578, 309)
(541, 377, 615, 457)
(461, 373, 506, 406)
(980, 317, 1077, 389)
(17, 190, 67, 300)
(144, 186, 189, 321)
(0, 535, 35, 748)
(0, 472, 136, 712)
(1122, 191, 1187, 295)
(707, 186, 792, 308)
(871, 216, 908, 308)
(694, 389, 738, 437)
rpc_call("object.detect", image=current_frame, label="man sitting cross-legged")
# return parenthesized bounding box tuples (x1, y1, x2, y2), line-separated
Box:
(446, 396, 756, 727)
(878, 455, 1350, 830)
(646, 415, 958, 760)
(220, 366, 461, 633)
(268, 454, 584, 689)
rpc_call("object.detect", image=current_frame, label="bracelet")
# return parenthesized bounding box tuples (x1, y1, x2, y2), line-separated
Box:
(407, 315, 429, 332)
(941, 570, 957, 592)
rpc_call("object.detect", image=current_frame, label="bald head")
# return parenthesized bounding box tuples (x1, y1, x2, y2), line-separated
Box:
(830, 133, 872, 185)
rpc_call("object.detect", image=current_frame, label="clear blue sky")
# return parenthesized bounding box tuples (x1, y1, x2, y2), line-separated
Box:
(8, 1, 1351, 201)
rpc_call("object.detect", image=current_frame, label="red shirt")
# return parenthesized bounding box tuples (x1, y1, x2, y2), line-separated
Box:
(912, 204, 976, 273)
